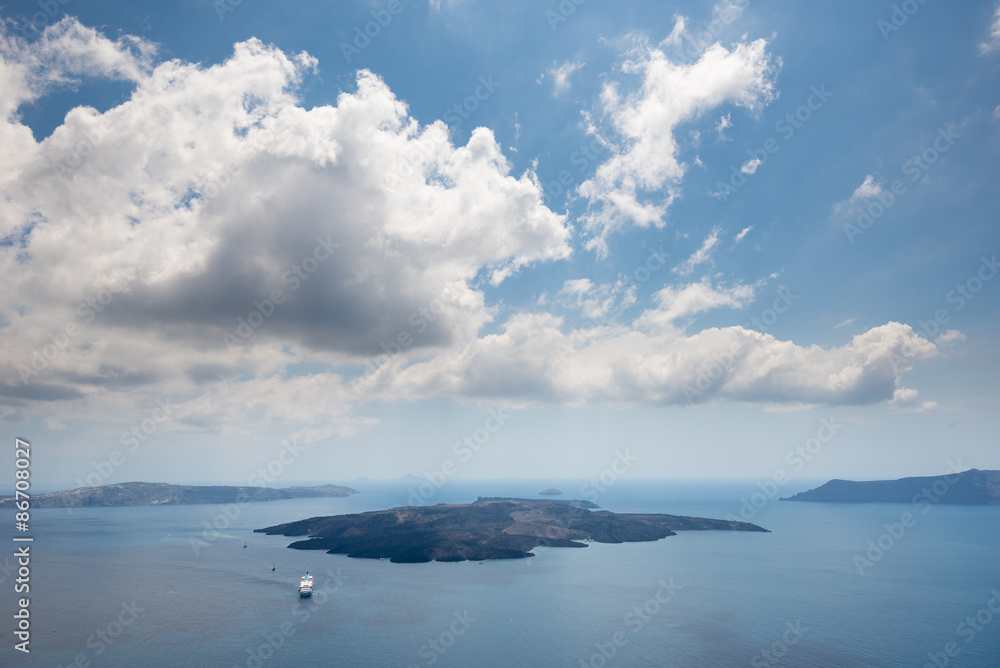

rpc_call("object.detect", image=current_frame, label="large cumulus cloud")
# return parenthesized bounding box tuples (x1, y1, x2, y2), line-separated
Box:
(0, 18, 941, 441)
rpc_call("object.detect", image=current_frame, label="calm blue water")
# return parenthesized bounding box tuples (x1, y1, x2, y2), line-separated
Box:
(1, 480, 998, 667)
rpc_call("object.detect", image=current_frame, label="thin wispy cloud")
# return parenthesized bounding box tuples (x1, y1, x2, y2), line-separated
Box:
(740, 157, 761, 174)
(733, 226, 753, 243)
(980, 4, 1000, 53)
(546, 60, 585, 97)
(716, 112, 733, 141)
(674, 228, 722, 276)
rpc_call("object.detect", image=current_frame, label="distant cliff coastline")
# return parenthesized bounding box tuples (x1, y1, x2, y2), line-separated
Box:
(781, 469, 999, 504)
(0, 481, 357, 509)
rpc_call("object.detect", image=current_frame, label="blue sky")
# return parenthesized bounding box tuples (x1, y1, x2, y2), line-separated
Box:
(1, 0, 998, 489)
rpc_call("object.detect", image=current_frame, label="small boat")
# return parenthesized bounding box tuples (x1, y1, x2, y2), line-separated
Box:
(272, 564, 276, 572)
(299, 572, 314, 597)
(243, 542, 247, 548)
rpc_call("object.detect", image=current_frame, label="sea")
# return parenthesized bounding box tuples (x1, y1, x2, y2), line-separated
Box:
(1, 479, 998, 668)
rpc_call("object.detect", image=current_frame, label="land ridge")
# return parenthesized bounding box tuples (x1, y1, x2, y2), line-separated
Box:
(0, 481, 358, 509)
(780, 469, 999, 504)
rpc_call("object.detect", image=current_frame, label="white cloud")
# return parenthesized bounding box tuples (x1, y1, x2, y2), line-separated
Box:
(713, 0, 748, 25)
(377, 317, 938, 408)
(0, 17, 156, 182)
(560, 278, 594, 296)
(0, 19, 571, 435)
(833, 174, 883, 214)
(661, 16, 687, 47)
(637, 280, 754, 328)
(674, 228, 721, 275)
(934, 329, 966, 346)
(740, 157, 761, 174)
(733, 225, 752, 243)
(852, 174, 883, 200)
(547, 60, 584, 96)
(577, 26, 779, 256)
(834, 318, 855, 329)
(715, 112, 733, 141)
(0, 17, 154, 109)
(981, 4, 1000, 53)
(890, 387, 938, 412)
(0, 18, 945, 439)
(557, 278, 637, 322)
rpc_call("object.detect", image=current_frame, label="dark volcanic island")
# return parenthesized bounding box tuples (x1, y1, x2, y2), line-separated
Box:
(256, 497, 768, 563)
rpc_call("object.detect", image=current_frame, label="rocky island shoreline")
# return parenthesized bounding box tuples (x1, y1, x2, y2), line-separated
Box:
(256, 497, 768, 563)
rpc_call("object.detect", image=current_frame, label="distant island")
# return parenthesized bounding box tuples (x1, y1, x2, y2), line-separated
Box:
(538, 488, 563, 496)
(256, 497, 768, 563)
(781, 469, 999, 504)
(0, 481, 358, 509)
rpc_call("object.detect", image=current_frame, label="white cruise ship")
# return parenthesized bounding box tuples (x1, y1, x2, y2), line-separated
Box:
(299, 572, 313, 597)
